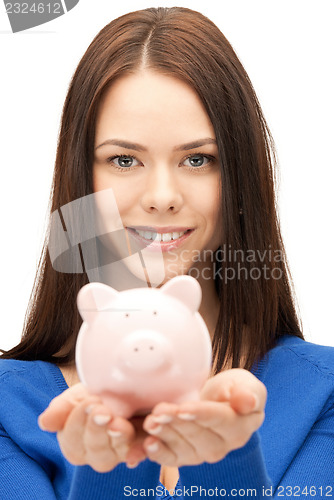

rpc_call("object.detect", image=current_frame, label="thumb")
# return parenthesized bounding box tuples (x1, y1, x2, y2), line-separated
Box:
(229, 386, 261, 415)
(200, 368, 267, 415)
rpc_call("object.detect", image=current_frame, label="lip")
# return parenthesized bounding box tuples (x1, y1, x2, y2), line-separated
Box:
(127, 226, 192, 234)
(126, 226, 194, 252)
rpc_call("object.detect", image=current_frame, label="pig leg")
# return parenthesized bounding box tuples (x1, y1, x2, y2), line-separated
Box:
(100, 393, 134, 419)
(173, 390, 200, 404)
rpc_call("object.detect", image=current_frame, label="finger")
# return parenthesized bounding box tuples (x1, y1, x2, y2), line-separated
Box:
(84, 405, 119, 472)
(169, 402, 264, 456)
(174, 400, 263, 431)
(142, 402, 180, 438)
(201, 369, 267, 413)
(229, 387, 261, 415)
(38, 383, 100, 432)
(165, 408, 260, 460)
(142, 402, 179, 439)
(39, 394, 100, 433)
(169, 400, 264, 447)
(107, 415, 147, 468)
(107, 415, 137, 460)
(162, 400, 232, 428)
(124, 437, 147, 467)
(146, 402, 181, 420)
(124, 416, 150, 467)
(143, 413, 198, 466)
(149, 404, 225, 448)
(143, 400, 264, 466)
(57, 399, 94, 464)
(159, 417, 229, 464)
(52, 383, 95, 407)
(143, 435, 178, 467)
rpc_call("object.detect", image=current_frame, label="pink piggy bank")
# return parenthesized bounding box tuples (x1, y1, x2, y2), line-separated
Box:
(75, 276, 212, 418)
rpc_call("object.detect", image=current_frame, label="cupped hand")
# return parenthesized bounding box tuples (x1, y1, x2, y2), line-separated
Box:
(38, 383, 148, 472)
(141, 368, 267, 467)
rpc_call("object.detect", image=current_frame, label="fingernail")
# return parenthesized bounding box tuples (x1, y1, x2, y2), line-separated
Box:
(147, 425, 162, 435)
(152, 414, 173, 424)
(93, 414, 112, 426)
(107, 429, 123, 438)
(178, 413, 196, 421)
(146, 441, 159, 453)
(85, 404, 96, 415)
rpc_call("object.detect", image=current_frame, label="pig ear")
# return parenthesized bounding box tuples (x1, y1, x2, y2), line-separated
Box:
(160, 276, 202, 312)
(77, 282, 119, 323)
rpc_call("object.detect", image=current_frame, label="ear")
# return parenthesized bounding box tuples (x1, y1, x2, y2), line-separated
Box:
(77, 282, 119, 323)
(160, 276, 202, 312)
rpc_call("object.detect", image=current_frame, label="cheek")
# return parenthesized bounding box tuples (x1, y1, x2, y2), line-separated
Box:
(193, 175, 221, 226)
(93, 167, 138, 217)
(199, 178, 222, 247)
(92, 164, 107, 192)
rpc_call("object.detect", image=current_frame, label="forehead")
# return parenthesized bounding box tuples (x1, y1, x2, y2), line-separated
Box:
(94, 70, 215, 148)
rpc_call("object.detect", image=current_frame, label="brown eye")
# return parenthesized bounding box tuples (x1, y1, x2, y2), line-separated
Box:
(125, 313, 129, 317)
(153, 311, 157, 315)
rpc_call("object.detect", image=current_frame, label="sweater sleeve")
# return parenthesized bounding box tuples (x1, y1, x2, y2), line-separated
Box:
(178, 431, 272, 498)
(275, 399, 334, 495)
(68, 461, 161, 499)
(0, 422, 161, 500)
(0, 360, 161, 500)
(0, 425, 58, 499)
(179, 397, 334, 499)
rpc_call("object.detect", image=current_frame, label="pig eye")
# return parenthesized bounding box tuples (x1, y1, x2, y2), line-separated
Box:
(125, 313, 130, 318)
(153, 311, 157, 315)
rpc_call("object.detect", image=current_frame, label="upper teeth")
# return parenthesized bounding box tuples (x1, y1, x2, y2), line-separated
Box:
(134, 229, 187, 242)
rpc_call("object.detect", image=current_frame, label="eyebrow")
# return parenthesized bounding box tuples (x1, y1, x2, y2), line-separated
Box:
(95, 138, 217, 152)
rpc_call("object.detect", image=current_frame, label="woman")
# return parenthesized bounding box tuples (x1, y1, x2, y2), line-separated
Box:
(1, 7, 333, 499)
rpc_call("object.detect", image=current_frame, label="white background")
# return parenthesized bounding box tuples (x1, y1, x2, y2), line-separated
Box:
(0, 0, 333, 350)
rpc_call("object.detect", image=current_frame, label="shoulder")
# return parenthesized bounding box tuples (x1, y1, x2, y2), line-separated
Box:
(268, 335, 334, 381)
(0, 358, 38, 383)
(0, 359, 68, 441)
(0, 358, 67, 403)
(259, 335, 334, 416)
(257, 337, 334, 484)
(0, 358, 47, 385)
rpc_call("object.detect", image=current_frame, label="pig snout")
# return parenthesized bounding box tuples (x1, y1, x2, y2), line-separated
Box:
(119, 330, 172, 372)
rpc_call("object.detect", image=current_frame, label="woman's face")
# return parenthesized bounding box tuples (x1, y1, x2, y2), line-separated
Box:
(93, 70, 221, 285)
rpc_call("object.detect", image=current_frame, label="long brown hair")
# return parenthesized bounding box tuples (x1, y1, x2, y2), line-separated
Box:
(1, 7, 303, 372)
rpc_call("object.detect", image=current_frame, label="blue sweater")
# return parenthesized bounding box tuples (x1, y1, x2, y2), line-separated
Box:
(0, 335, 333, 499)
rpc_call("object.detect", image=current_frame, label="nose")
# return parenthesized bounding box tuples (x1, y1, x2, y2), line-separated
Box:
(140, 164, 183, 214)
(120, 330, 172, 372)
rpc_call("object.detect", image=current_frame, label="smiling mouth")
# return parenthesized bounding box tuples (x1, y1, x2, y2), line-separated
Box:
(127, 227, 193, 243)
